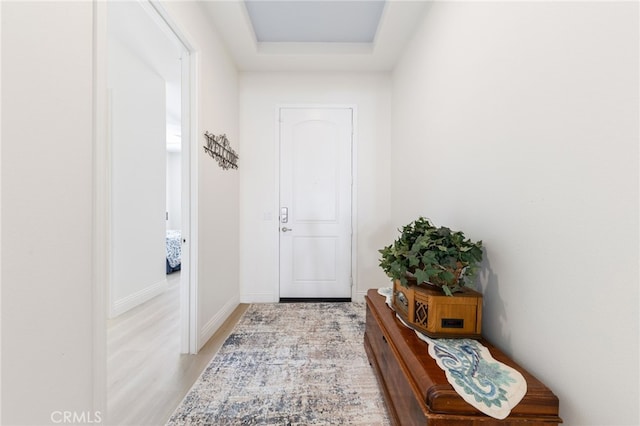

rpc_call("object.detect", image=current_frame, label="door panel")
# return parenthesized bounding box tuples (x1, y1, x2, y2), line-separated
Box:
(279, 108, 352, 299)
(293, 237, 337, 281)
(293, 120, 339, 222)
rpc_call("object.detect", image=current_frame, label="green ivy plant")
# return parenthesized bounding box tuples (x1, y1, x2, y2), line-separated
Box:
(379, 217, 483, 296)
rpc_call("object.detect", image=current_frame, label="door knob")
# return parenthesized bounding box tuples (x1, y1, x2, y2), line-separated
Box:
(281, 227, 292, 232)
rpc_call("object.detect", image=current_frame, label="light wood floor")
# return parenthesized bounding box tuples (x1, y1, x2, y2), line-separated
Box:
(107, 272, 249, 426)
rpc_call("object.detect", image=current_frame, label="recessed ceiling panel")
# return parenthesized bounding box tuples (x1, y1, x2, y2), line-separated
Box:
(245, 1, 386, 43)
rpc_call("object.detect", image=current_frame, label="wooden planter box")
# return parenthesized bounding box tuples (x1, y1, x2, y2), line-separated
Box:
(393, 279, 482, 339)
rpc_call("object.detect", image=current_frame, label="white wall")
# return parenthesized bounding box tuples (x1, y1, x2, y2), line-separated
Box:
(162, 1, 241, 348)
(391, 2, 638, 424)
(108, 35, 168, 316)
(1, 1, 242, 423)
(166, 151, 182, 230)
(239, 72, 392, 302)
(1, 2, 96, 424)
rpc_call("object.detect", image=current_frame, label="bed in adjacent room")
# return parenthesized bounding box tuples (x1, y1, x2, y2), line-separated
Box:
(166, 229, 182, 274)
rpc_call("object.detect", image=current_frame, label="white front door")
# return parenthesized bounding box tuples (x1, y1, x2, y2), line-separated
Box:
(279, 107, 353, 299)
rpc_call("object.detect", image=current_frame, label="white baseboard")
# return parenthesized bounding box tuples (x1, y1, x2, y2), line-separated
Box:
(353, 289, 369, 302)
(240, 292, 276, 303)
(198, 294, 240, 351)
(111, 278, 168, 318)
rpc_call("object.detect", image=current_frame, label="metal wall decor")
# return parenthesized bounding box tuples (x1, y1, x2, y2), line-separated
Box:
(203, 132, 238, 170)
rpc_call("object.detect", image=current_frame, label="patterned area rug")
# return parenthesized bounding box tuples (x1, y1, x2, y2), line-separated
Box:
(168, 302, 390, 425)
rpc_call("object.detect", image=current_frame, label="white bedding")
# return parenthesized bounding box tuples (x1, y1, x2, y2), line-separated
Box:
(166, 229, 182, 269)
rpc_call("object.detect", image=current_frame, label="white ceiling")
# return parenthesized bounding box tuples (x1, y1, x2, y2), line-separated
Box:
(202, 0, 431, 72)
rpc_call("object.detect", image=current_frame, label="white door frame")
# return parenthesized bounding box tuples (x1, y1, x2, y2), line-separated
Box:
(92, 0, 200, 419)
(274, 104, 359, 301)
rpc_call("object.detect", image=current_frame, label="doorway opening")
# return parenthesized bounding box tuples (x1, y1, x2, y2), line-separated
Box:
(105, 0, 197, 354)
(104, 0, 198, 421)
(106, 0, 196, 350)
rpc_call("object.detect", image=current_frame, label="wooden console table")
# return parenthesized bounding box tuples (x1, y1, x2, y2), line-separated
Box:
(364, 289, 562, 425)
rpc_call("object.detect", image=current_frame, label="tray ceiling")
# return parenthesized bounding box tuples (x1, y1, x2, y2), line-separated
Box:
(202, 0, 431, 71)
(245, 1, 386, 43)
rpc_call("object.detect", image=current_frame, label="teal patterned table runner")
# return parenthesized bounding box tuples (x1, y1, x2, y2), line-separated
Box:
(415, 333, 527, 419)
(377, 287, 527, 419)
